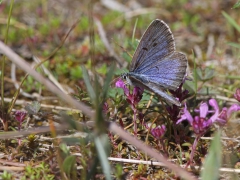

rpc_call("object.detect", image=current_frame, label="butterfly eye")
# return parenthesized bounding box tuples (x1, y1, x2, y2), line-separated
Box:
(121, 74, 127, 80)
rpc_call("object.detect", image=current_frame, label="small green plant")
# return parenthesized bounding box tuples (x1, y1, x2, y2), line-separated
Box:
(96, 63, 107, 75)
(21, 162, 54, 180)
(70, 66, 83, 79)
(114, 164, 123, 180)
(1, 170, 13, 180)
(22, 76, 43, 92)
(56, 62, 69, 75)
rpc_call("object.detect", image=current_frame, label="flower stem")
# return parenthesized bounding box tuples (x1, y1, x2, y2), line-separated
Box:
(133, 108, 137, 136)
(186, 135, 200, 168)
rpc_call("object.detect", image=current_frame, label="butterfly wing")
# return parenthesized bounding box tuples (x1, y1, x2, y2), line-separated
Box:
(129, 19, 187, 91)
(141, 52, 187, 90)
(127, 76, 181, 106)
(127, 19, 188, 106)
(130, 19, 175, 72)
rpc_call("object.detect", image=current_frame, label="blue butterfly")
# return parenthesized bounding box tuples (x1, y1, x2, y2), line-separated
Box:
(121, 19, 188, 106)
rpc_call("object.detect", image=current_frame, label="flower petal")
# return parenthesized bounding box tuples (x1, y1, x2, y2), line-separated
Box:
(15, 110, 27, 122)
(227, 104, 240, 118)
(216, 107, 227, 125)
(151, 125, 166, 139)
(209, 99, 219, 112)
(115, 79, 129, 95)
(199, 102, 208, 118)
(177, 103, 193, 124)
(209, 99, 220, 123)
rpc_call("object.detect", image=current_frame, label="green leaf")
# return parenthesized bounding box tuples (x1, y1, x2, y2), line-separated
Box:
(222, 11, 240, 33)
(196, 67, 215, 81)
(108, 88, 123, 98)
(59, 143, 70, 155)
(115, 164, 123, 179)
(81, 66, 96, 102)
(62, 155, 76, 176)
(196, 68, 203, 80)
(200, 131, 222, 180)
(114, 67, 128, 76)
(228, 42, 240, 49)
(70, 66, 83, 79)
(183, 80, 196, 94)
(95, 135, 111, 180)
(233, 0, 240, 8)
(102, 64, 115, 100)
(96, 64, 108, 75)
(204, 67, 215, 80)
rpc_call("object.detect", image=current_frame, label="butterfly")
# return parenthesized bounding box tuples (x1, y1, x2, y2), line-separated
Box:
(121, 19, 188, 106)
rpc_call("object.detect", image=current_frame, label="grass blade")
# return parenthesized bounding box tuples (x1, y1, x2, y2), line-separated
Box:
(222, 11, 240, 33)
(200, 131, 222, 180)
(82, 66, 96, 103)
(95, 135, 111, 180)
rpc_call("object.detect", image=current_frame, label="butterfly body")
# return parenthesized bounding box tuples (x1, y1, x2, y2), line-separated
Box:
(122, 19, 188, 106)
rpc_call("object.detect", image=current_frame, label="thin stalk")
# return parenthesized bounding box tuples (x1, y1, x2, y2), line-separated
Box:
(193, 50, 197, 107)
(186, 135, 200, 169)
(1, 0, 14, 130)
(132, 18, 138, 43)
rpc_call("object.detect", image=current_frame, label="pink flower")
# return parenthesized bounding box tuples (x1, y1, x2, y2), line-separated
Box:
(14, 110, 27, 131)
(216, 104, 240, 125)
(115, 78, 144, 134)
(15, 110, 27, 123)
(151, 125, 166, 139)
(177, 102, 213, 134)
(115, 79, 143, 108)
(115, 79, 129, 96)
(177, 99, 240, 134)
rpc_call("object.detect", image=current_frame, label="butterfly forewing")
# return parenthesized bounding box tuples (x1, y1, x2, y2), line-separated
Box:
(130, 19, 175, 72)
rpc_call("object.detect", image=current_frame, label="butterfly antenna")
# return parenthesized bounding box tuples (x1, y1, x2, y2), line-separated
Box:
(110, 77, 119, 88)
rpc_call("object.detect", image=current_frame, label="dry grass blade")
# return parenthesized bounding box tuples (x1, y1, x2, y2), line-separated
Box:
(95, 18, 123, 66)
(0, 41, 94, 119)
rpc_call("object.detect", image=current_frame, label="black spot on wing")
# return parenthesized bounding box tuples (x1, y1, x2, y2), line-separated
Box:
(142, 47, 148, 51)
(153, 43, 157, 47)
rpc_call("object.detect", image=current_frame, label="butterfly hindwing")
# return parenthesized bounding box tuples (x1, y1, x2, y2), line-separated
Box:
(128, 76, 181, 106)
(141, 52, 187, 90)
